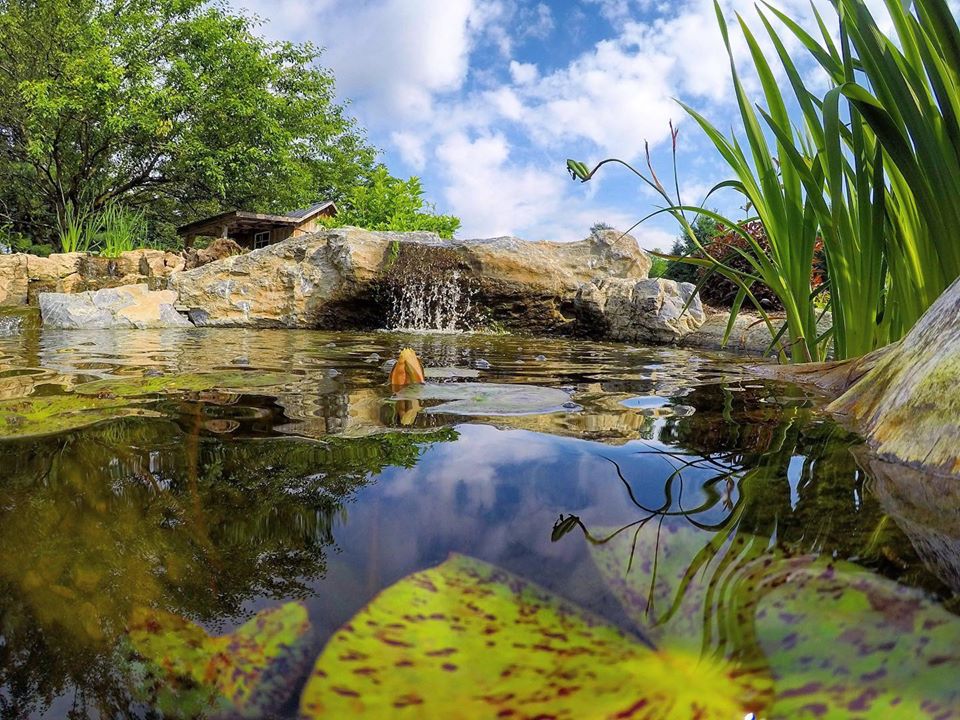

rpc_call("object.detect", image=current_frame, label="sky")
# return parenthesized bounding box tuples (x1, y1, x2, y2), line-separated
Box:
(229, 0, 905, 249)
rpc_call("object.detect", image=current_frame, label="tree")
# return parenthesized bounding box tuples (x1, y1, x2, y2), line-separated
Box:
(663, 213, 718, 285)
(325, 165, 461, 238)
(0, 0, 377, 248)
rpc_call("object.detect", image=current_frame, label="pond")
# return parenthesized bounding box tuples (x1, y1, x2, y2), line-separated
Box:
(0, 323, 956, 718)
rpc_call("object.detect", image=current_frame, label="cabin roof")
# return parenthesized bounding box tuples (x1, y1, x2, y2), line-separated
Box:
(177, 201, 337, 237)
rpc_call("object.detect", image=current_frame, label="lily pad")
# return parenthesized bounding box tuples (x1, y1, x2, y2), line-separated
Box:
(590, 521, 960, 718)
(0, 394, 156, 439)
(391, 382, 578, 416)
(127, 602, 312, 719)
(422, 367, 481, 379)
(74, 371, 295, 398)
(299, 553, 772, 718)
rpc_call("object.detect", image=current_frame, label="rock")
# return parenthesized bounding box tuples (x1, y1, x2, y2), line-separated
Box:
(183, 238, 244, 269)
(576, 278, 705, 344)
(682, 311, 835, 357)
(0, 254, 28, 305)
(39, 285, 193, 330)
(826, 276, 960, 475)
(169, 227, 650, 331)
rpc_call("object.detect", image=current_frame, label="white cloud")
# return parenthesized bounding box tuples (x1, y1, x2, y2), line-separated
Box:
(390, 131, 427, 170)
(509, 60, 539, 85)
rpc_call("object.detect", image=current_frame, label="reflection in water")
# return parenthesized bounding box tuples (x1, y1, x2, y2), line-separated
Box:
(0, 417, 454, 718)
(0, 324, 955, 717)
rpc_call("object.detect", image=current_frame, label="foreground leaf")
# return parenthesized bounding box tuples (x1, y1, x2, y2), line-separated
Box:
(299, 553, 771, 718)
(127, 602, 312, 719)
(590, 521, 960, 718)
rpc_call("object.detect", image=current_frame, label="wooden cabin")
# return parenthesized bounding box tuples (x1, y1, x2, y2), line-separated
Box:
(177, 201, 337, 249)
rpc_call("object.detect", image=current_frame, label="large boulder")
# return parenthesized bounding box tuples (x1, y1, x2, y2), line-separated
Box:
(39, 284, 193, 329)
(170, 227, 652, 331)
(826, 276, 960, 475)
(575, 277, 705, 343)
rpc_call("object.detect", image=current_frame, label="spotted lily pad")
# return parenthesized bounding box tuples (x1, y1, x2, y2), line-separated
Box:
(590, 521, 960, 718)
(127, 602, 312, 719)
(391, 382, 578, 416)
(75, 371, 295, 398)
(299, 553, 772, 718)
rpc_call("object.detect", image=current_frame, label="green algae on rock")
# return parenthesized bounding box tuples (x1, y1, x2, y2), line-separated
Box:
(298, 553, 772, 719)
(74, 371, 297, 398)
(0, 394, 157, 439)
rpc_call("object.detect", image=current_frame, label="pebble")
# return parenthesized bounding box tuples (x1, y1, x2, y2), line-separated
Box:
(535, 354, 547, 362)
(144, 369, 164, 378)
(562, 402, 579, 410)
(380, 359, 397, 372)
(326, 369, 341, 378)
(364, 353, 381, 363)
(326, 342, 337, 347)
(231, 356, 250, 366)
(475, 359, 491, 370)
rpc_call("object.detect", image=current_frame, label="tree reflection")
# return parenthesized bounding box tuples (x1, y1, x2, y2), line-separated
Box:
(0, 417, 456, 718)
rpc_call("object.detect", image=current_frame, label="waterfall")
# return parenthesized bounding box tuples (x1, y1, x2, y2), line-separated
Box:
(382, 243, 475, 332)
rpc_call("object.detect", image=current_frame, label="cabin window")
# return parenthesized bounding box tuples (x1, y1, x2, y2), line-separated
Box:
(253, 231, 271, 249)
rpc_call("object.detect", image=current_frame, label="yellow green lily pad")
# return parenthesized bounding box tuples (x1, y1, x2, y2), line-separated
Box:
(75, 371, 295, 398)
(0, 394, 156, 439)
(299, 553, 771, 718)
(127, 602, 312, 719)
(590, 521, 960, 718)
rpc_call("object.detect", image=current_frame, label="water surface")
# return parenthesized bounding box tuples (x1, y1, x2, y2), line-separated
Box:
(0, 324, 955, 718)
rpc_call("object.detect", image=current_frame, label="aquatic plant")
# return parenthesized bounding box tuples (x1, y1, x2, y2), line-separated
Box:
(570, 0, 960, 361)
(94, 204, 147, 257)
(299, 553, 772, 718)
(56, 201, 95, 253)
(127, 602, 312, 718)
(389, 348, 426, 388)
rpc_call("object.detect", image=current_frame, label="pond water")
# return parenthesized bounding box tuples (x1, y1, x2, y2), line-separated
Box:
(0, 323, 957, 718)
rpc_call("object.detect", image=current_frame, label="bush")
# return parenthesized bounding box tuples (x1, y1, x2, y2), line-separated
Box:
(697, 221, 783, 311)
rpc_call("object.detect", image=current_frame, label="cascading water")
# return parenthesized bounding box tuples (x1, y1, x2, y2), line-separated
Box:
(382, 243, 475, 332)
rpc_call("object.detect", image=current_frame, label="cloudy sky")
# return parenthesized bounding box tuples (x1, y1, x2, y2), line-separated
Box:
(230, 0, 899, 248)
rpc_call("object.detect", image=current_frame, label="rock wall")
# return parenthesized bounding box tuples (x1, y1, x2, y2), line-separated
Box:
(170, 227, 654, 334)
(0, 250, 184, 306)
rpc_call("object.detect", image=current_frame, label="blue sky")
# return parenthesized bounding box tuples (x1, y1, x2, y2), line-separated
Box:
(230, 0, 902, 249)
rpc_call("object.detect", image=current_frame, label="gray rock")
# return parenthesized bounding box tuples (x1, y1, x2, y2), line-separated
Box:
(39, 285, 193, 329)
(683, 311, 833, 357)
(575, 278, 705, 344)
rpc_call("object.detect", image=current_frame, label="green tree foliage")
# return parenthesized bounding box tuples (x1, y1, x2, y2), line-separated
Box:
(0, 0, 377, 248)
(324, 166, 461, 238)
(663, 214, 718, 285)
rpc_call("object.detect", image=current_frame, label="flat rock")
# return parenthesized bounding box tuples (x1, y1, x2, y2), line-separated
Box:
(39, 284, 193, 329)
